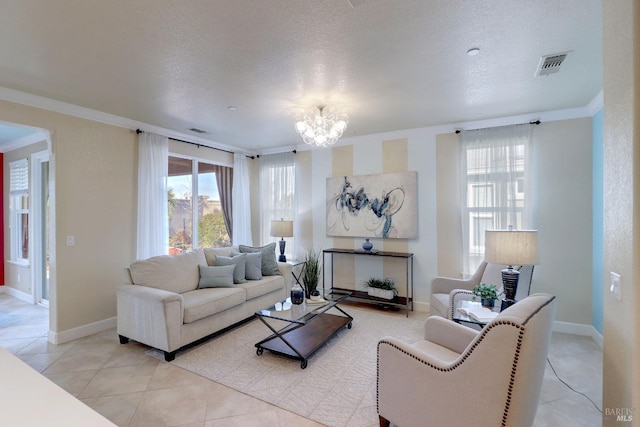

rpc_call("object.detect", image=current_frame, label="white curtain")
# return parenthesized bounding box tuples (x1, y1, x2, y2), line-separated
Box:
(460, 124, 533, 275)
(259, 153, 295, 253)
(232, 153, 253, 246)
(137, 132, 169, 259)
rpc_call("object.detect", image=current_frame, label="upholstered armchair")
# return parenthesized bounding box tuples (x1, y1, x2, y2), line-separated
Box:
(430, 261, 534, 319)
(377, 293, 556, 427)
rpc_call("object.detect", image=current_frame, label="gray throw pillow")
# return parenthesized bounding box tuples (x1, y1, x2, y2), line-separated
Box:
(239, 243, 280, 276)
(215, 254, 247, 284)
(234, 251, 262, 280)
(198, 264, 235, 288)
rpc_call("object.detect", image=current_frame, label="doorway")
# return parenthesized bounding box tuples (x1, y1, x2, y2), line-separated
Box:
(31, 150, 49, 306)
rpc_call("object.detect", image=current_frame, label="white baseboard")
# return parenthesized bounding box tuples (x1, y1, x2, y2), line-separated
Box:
(414, 301, 429, 313)
(0, 286, 33, 303)
(49, 316, 117, 345)
(552, 320, 603, 348)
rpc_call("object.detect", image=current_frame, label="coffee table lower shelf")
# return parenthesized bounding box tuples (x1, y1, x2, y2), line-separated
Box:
(255, 312, 352, 369)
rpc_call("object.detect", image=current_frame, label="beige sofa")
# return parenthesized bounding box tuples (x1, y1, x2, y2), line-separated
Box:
(117, 246, 291, 361)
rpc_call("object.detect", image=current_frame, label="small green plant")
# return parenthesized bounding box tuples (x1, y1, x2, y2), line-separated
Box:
(301, 248, 321, 298)
(364, 277, 397, 296)
(472, 283, 499, 301)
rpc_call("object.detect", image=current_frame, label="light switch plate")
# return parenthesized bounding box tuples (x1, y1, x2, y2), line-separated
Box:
(610, 272, 621, 301)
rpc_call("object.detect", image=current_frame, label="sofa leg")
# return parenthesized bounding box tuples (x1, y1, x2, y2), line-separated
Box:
(164, 351, 176, 362)
(118, 335, 129, 344)
(379, 415, 390, 427)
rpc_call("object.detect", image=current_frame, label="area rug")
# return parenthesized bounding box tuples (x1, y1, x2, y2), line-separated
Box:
(169, 305, 424, 427)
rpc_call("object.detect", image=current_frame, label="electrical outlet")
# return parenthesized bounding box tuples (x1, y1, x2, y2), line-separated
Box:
(66, 236, 75, 246)
(610, 272, 621, 301)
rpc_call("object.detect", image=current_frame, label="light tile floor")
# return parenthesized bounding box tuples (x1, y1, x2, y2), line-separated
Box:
(0, 293, 602, 426)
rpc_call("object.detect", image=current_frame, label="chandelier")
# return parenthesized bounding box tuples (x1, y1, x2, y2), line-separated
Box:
(294, 106, 348, 147)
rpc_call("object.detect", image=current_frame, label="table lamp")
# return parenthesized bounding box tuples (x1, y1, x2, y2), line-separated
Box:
(484, 228, 539, 310)
(270, 219, 293, 262)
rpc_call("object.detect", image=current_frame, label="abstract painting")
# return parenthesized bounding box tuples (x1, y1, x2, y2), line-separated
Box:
(326, 171, 418, 239)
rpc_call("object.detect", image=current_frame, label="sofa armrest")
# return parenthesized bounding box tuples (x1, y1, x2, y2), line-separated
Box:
(422, 316, 479, 354)
(277, 262, 293, 294)
(116, 284, 184, 353)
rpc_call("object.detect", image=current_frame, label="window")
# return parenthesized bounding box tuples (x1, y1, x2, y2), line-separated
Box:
(168, 156, 232, 253)
(461, 125, 533, 274)
(10, 159, 29, 263)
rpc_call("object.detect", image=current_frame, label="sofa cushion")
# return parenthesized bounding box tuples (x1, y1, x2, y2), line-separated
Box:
(130, 250, 206, 294)
(182, 287, 246, 324)
(239, 243, 280, 276)
(214, 254, 247, 284)
(236, 275, 283, 301)
(236, 252, 262, 280)
(203, 246, 239, 266)
(198, 265, 236, 289)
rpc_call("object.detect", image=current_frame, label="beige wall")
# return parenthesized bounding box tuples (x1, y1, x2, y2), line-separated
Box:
(602, 1, 638, 423)
(435, 132, 462, 278)
(300, 130, 437, 307)
(0, 99, 138, 334)
(435, 119, 593, 325)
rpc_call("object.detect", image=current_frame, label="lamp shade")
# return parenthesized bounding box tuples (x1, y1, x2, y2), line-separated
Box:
(270, 220, 293, 238)
(484, 229, 539, 266)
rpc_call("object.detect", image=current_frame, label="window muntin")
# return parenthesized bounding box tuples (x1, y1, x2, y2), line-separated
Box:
(167, 156, 230, 253)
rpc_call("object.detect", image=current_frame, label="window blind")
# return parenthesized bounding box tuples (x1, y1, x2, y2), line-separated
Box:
(10, 159, 28, 195)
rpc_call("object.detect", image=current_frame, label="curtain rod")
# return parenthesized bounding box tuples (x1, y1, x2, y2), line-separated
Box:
(135, 129, 297, 158)
(135, 129, 256, 159)
(455, 120, 541, 134)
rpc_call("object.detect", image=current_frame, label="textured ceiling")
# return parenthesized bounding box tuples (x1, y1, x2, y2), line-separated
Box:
(0, 0, 602, 152)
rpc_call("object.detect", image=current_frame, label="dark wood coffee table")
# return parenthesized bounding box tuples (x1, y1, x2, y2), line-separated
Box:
(254, 292, 352, 368)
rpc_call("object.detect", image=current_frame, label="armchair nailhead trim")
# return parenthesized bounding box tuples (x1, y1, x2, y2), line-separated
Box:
(450, 290, 473, 319)
(377, 296, 556, 425)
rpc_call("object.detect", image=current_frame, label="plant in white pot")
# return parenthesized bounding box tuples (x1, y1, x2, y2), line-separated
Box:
(364, 277, 397, 300)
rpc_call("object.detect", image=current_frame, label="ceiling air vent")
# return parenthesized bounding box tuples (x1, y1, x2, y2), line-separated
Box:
(189, 127, 208, 134)
(535, 52, 569, 77)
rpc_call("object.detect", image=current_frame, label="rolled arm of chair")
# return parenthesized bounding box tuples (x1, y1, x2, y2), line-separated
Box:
(116, 284, 184, 353)
(431, 276, 473, 295)
(423, 316, 479, 354)
(378, 336, 459, 426)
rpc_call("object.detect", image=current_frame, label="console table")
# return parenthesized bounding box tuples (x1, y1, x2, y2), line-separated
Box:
(322, 248, 414, 316)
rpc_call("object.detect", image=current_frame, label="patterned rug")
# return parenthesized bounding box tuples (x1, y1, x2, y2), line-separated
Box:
(170, 304, 424, 427)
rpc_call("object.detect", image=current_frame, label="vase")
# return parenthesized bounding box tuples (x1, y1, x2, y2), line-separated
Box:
(481, 298, 495, 308)
(362, 238, 373, 251)
(291, 282, 304, 305)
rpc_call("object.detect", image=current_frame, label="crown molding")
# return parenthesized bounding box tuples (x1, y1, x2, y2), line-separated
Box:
(0, 86, 256, 157)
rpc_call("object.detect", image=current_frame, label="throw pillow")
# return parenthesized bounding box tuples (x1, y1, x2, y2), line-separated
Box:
(215, 253, 247, 284)
(198, 264, 235, 289)
(234, 251, 262, 280)
(239, 243, 280, 276)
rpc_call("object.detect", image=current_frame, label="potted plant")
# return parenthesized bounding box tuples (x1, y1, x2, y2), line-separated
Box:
(472, 283, 500, 308)
(301, 248, 321, 299)
(364, 277, 397, 300)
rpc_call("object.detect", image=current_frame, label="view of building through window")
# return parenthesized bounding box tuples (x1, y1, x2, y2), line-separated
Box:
(168, 156, 230, 253)
(464, 143, 525, 270)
